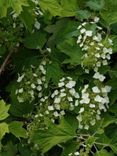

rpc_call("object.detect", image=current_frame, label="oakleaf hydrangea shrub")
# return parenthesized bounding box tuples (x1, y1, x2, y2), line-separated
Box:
(0, 0, 117, 156)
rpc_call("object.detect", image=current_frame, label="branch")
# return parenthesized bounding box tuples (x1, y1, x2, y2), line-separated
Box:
(0, 50, 14, 75)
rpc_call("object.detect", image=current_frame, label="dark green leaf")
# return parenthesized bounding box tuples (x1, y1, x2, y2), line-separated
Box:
(24, 31, 46, 49)
(31, 116, 77, 153)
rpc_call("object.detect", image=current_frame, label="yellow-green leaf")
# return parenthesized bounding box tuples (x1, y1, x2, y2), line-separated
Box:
(0, 100, 10, 121)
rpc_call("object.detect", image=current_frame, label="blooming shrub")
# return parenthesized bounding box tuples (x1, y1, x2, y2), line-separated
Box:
(0, 0, 117, 156)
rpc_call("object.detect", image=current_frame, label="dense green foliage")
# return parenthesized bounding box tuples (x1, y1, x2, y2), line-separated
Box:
(0, 0, 117, 155)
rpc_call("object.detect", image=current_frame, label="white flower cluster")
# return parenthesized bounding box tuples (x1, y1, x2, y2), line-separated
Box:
(76, 83, 111, 130)
(39, 77, 80, 121)
(16, 60, 47, 103)
(77, 17, 113, 72)
(37, 75, 111, 129)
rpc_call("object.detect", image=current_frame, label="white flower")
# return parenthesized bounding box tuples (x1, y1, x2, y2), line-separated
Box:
(93, 34, 102, 42)
(28, 90, 34, 97)
(99, 75, 106, 82)
(101, 53, 106, 59)
(54, 90, 59, 95)
(42, 76, 45, 81)
(103, 47, 108, 54)
(95, 53, 100, 58)
(93, 72, 105, 82)
(74, 92, 80, 99)
(80, 28, 86, 34)
(79, 107, 84, 113)
(82, 22, 87, 26)
(94, 16, 100, 23)
(80, 98, 90, 104)
(37, 79, 42, 84)
(17, 74, 25, 82)
(18, 88, 24, 93)
(102, 60, 108, 65)
(98, 43, 103, 47)
(69, 88, 76, 95)
(60, 77, 65, 82)
(74, 151, 80, 156)
(90, 119, 96, 125)
(77, 35, 82, 44)
(31, 83, 36, 89)
(92, 86, 100, 93)
(105, 86, 112, 92)
(85, 30, 93, 37)
(94, 95, 102, 102)
(60, 88, 65, 92)
(108, 48, 113, 54)
(76, 115, 82, 122)
(89, 104, 95, 108)
(96, 114, 101, 120)
(66, 81, 76, 89)
(37, 85, 42, 91)
(60, 110, 65, 115)
(33, 73, 38, 77)
(55, 104, 60, 110)
(108, 39, 113, 45)
(54, 97, 61, 103)
(53, 111, 59, 117)
(77, 25, 82, 29)
(60, 92, 66, 97)
(38, 92, 42, 98)
(46, 48, 51, 53)
(48, 106, 54, 111)
(75, 100, 79, 106)
(96, 62, 101, 67)
(82, 45, 89, 51)
(90, 42, 94, 46)
(39, 65, 45, 72)
(58, 82, 65, 87)
(68, 97, 73, 102)
(106, 54, 111, 60)
(82, 93, 89, 99)
(40, 98, 45, 102)
(17, 96, 24, 103)
(34, 21, 40, 30)
(84, 125, 89, 130)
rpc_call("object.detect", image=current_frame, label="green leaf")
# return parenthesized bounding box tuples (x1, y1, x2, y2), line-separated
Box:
(58, 41, 83, 65)
(46, 62, 63, 84)
(9, 121, 27, 139)
(9, 0, 29, 14)
(61, 141, 79, 156)
(86, 0, 105, 11)
(0, 142, 18, 156)
(100, 0, 117, 25)
(20, 6, 35, 32)
(0, 122, 9, 140)
(102, 114, 117, 128)
(45, 19, 79, 46)
(39, 0, 79, 17)
(77, 10, 91, 20)
(0, 0, 29, 17)
(111, 35, 117, 52)
(24, 31, 46, 49)
(31, 116, 77, 153)
(95, 149, 114, 156)
(39, 0, 62, 16)
(0, 100, 10, 121)
(60, 0, 79, 17)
